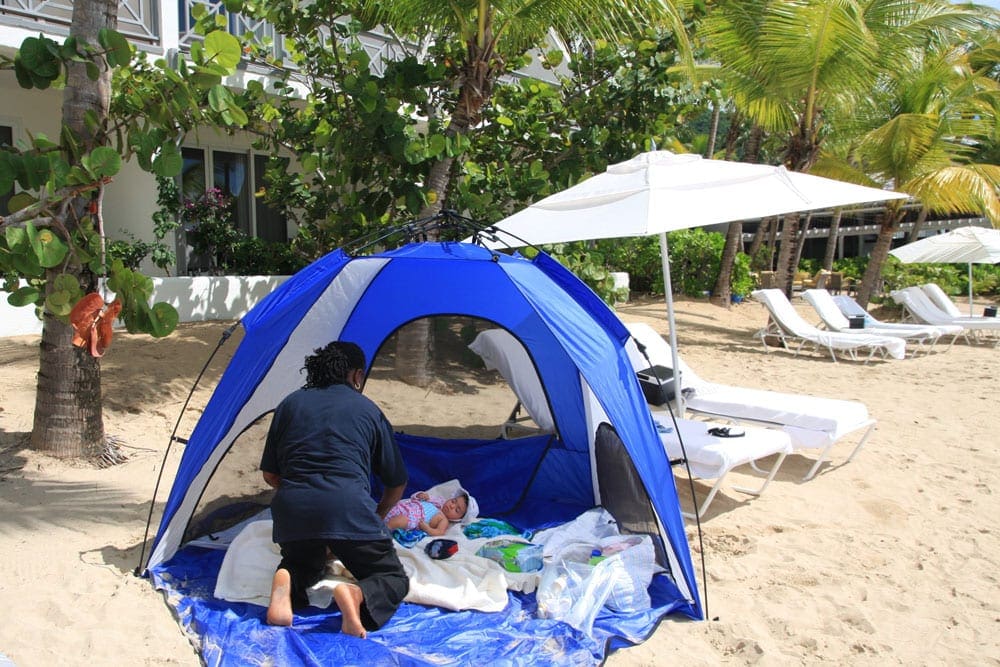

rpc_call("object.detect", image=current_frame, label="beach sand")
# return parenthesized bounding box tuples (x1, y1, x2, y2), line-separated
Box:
(0, 294, 997, 665)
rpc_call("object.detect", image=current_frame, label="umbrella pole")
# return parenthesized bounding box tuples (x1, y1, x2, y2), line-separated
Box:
(968, 262, 974, 317)
(659, 233, 684, 415)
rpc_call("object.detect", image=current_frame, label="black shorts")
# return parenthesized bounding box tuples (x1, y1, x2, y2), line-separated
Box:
(277, 537, 409, 631)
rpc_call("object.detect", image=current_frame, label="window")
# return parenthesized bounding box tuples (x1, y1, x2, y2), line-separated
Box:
(0, 125, 12, 215)
(178, 146, 288, 274)
(180, 147, 287, 239)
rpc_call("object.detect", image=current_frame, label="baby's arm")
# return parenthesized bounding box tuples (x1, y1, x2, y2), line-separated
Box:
(419, 513, 451, 536)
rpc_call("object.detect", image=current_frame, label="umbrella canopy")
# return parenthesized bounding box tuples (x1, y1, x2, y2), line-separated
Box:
(477, 150, 908, 412)
(889, 225, 1000, 315)
(483, 151, 908, 247)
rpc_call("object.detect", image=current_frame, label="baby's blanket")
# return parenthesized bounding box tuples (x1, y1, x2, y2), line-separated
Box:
(213, 519, 535, 613)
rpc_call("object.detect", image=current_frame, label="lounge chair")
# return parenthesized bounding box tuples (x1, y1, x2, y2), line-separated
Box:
(802, 288, 944, 354)
(751, 289, 907, 362)
(468, 328, 792, 517)
(624, 321, 876, 481)
(890, 286, 1000, 345)
(831, 294, 962, 348)
(921, 283, 996, 321)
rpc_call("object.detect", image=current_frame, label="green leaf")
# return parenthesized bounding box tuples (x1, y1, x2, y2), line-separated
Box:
(45, 290, 73, 316)
(85, 61, 100, 81)
(222, 0, 243, 12)
(496, 116, 514, 127)
(428, 134, 446, 157)
(52, 273, 80, 293)
(11, 251, 43, 277)
(7, 192, 36, 214)
(152, 143, 183, 177)
(190, 69, 223, 89)
(203, 31, 242, 70)
(207, 84, 231, 112)
(18, 154, 50, 189)
(81, 146, 122, 179)
(5, 226, 28, 251)
(147, 302, 179, 337)
(403, 140, 426, 164)
(18, 36, 60, 81)
(27, 224, 69, 268)
(7, 285, 40, 307)
(98, 29, 132, 68)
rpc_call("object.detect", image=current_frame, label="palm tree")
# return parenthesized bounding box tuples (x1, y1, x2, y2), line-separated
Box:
(27, 0, 119, 459)
(360, 0, 692, 385)
(701, 0, 984, 298)
(824, 37, 1000, 307)
(699, 0, 883, 297)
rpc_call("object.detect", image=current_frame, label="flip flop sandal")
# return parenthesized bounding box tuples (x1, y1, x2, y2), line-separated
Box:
(707, 426, 745, 438)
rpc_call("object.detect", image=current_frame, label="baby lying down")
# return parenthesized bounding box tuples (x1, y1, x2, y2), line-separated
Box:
(384, 487, 479, 536)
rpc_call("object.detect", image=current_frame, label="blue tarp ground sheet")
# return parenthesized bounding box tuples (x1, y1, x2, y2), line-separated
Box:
(150, 546, 692, 666)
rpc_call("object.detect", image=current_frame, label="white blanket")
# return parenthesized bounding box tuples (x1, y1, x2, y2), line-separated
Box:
(213, 519, 536, 613)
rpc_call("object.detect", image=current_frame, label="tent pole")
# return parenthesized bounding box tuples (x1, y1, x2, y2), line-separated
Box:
(968, 262, 974, 317)
(659, 233, 684, 415)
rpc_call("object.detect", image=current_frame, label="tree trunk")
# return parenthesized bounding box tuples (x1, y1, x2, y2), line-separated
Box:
(905, 207, 929, 244)
(395, 26, 497, 387)
(766, 217, 779, 270)
(705, 103, 720, 158)
(791, 212, 813, 271)
(774, 213, 800, 297)
(856, 211, 905, 308)
(822, 209, 843, 271)
(711, 221, 742, 306)
(748, 217, 770, 269)
(30, 0, 116, 458)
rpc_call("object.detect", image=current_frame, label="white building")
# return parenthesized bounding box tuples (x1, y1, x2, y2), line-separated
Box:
(0, 1, 420, 275)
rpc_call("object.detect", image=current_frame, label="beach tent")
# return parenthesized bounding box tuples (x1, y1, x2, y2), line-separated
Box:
(144, 241, 702, 664)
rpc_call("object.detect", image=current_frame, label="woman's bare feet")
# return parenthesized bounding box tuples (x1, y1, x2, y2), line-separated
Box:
(332, 583, 367, 638)
(266, 568, 294, 626)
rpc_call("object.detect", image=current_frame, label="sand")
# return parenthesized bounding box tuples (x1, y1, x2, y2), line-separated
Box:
(0, 294, 997, 666)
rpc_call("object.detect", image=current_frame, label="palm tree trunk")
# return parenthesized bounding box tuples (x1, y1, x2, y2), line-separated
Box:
(396, 29, 496, 387)
(856, 210, 905, 308)
(905, 207, 929, 244)
(774, 213, 800, 296)
(705, 104, 720, 158)
(748, 217, 770, 268)
(30, 0, 116, 458)
(712, 221, 742, 306)
(822, 209, 843, 271)
(792, 212, 813, 270)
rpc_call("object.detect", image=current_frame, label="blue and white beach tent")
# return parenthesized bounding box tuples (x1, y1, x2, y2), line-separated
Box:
(145, 240, 702, 662)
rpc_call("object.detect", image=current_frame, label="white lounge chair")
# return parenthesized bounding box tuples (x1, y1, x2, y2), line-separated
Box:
(751, 289, 907, 362)
(802, 288, 942, 354)
(890, 286, 1000, 345)
(624, 321, 877, 481)
(468, 328, 792, 517)
(922, 283, 998, 321)
(831, 294, 962, 348)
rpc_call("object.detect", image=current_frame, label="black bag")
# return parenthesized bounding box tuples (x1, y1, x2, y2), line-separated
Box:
(636, 365, 678, 406)
(848, 315, 866, 329)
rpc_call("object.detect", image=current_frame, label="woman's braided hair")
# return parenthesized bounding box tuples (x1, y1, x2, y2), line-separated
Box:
(303, 341, 366, 389)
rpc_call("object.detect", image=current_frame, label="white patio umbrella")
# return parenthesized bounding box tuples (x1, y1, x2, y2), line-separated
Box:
(475, 150, 909, 413)
(889, 225, 1000, 316)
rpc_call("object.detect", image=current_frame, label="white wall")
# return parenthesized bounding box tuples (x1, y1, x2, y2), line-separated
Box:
(0, 275, 289, 337)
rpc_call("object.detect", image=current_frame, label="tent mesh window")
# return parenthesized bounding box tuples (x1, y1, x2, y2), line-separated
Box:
(367, 316, 527, 440)
(595, 422, 670, 572)
(182, 416, 275, 545)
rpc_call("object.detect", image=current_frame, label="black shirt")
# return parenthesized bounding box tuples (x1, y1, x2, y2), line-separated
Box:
(260, 384, 408, 543)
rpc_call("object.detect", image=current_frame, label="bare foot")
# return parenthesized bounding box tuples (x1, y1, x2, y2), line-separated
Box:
(332, 583, 367, 638)
(266, 568, 294, 626)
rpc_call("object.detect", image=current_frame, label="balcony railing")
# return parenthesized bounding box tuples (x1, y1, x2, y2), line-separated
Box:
(177, 0, 406, 76)
(0, 0, 160, 44)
